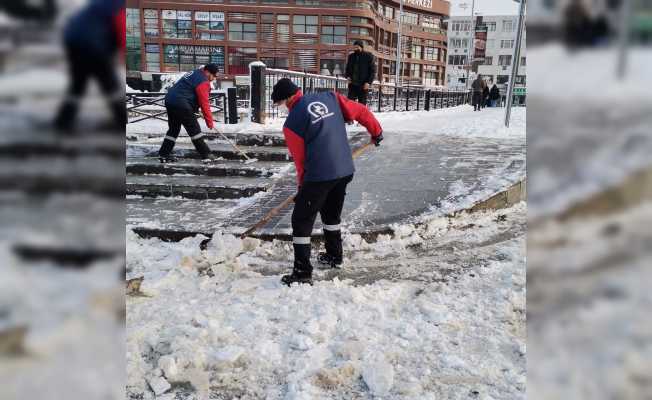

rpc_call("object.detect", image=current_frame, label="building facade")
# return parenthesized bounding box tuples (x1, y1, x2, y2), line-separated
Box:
(445, 14, 526, 104)
(126, 0, 450, 88)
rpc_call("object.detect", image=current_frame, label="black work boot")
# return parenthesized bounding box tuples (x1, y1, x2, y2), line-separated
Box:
(281, 267, 313, 286)
(159, 155, 177, 163)
(317, 252, 342, 269)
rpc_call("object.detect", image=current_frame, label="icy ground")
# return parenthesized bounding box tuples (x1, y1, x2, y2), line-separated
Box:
(127, 104, 526, 142)
(127, 203, 526, 400)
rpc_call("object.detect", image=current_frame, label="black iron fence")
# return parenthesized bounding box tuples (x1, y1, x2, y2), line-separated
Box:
(126, 91, 237, 124)
(257, 66, 471, 121)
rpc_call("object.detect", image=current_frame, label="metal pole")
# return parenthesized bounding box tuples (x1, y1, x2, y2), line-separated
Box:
(617, 0, 631, 79)
(395, 0, 404, 87)
(466, 0, 476, 90)
(505, 0, 526, 128)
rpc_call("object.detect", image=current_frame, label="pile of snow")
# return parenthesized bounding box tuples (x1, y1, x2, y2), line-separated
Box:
(127, 203, 526, 399)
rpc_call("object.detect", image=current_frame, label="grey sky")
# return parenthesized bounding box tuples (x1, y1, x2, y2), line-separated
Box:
(449, 0, 520, 16)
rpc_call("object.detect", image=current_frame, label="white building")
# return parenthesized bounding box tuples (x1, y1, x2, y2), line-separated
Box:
(445, 14, 526, 104)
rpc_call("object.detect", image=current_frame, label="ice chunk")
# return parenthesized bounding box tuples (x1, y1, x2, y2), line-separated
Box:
(362, 354, 394, 396)
(147, 376, 171, 396)
(158, 355, 178, 380)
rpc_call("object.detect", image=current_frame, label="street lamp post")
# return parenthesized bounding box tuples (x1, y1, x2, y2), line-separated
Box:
(617, 0, 631, 79)
(505, 0, 526, 128)
(395, 0, 404, 87)
(465, 0, 476, 90)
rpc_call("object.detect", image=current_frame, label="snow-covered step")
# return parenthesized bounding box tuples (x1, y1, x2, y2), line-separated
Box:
(127, 197, 253, 236)
(0, 132, 124, 159)
(127, 143, 290, 162)
(126, 175, 270, 200)
(126, 157, 283, 178)
(0, 157, 124, 197)
(127, 131, 286, 147)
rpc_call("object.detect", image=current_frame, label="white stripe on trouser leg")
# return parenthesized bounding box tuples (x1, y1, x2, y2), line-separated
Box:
(164, 135, 177, 142)
(323, 224, 340, 231)
(293, 237, 311, 245)
(190, 133, 205, 141)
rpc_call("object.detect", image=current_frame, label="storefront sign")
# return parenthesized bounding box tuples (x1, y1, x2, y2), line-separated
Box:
(195, 11, 210, 21)
(177, 11, 192, 20)
(406, 0, 433, 8)
(210, 12, 225, 22)
(162, 10, 177, 19)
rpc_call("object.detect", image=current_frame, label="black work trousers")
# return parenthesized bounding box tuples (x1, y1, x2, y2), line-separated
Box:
(158, 104, 211, 158)
(292, 175, 353, 273)
(347, 84, 368, 105)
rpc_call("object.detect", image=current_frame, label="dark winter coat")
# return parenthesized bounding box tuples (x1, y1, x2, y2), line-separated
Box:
(483, 86, 490, 99)
(64, 0, 125, 54)
(345, 51, 376, 86)
(490, 85, 500, 100)
(165, 69, 215, 129)
(471, 77, 484, 93)
(283, 91, 382, 185)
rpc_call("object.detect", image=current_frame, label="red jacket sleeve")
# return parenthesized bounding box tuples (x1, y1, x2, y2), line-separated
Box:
(335, 92, 382, 138)
(195, 82, 214, 129)
(283, 127, 305, 186)
(114, 8, 126, 52)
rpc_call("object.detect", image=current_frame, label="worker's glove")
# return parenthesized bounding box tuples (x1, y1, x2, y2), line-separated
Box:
(374, 133, 384, 147)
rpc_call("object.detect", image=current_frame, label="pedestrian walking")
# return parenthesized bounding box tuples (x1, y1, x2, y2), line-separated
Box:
(53, 0, 126, 131)
(489, 83, 500, 107)
(344, 40, 376, 105)
(482, 83, 490, 109)
(471, 75, 484, 111)
(157, 64, 220, 163)
(271, 78, 383, 286)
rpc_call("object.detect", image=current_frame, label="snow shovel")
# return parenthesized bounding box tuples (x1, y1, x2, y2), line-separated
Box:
(239, 141, 375, 239)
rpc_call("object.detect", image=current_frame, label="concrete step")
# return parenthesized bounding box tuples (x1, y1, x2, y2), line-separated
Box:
(0, 133, 124, 159)
(126, 175, 270, 200)
(127, 131, 286, 147)
(126, 157, 284, 178)
(127, 197, 249, 235)
(0, 157, 124, 197)
(127, 143, 290, 162)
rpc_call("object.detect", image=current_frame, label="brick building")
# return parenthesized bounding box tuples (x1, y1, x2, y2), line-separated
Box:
(126, 0, 450, 88)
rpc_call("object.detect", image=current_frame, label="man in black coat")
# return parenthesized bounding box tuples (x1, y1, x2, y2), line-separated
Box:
(344, 40, 376, 105)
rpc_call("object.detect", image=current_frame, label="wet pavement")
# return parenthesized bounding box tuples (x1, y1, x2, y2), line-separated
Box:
(127, 127, 525, 239)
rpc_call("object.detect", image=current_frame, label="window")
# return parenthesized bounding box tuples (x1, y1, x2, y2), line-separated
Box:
(350, 17, 370, 25)
(484, 56, 492, 65)
(502, 20, 514, 32)
(228, 22, 257, 41)
(293, 15, 318, 34)
(162, 10, 192, 39)
(409, 63, 421, 78)
(521, 56, 526, 66)
(410, 44, 422, 60)
(498, 55, 512, 66)
(383, 6, 394, 19)
(144, 9, 159, 38)
(516, 75, 526, 85)
(126, 9, 141, 71)
(497, 75, 509, 84)
(486, 22, 496, 31)
(501, 40, 515, 49)
(321, 26, 346, 44)
(401, 11, 418, 25)
(277, 23, 289, 42)
(320, 50, 346, 76)
(163, 45, 225, 73)
(145, 43, 160, 72)
(421, 15, 441, 30)
(448, 55, 467, 65)
(424, 47, 439, 61)
(228, 47, 257, 74)
(195, 12, 225, 40)
(450, 38, 470, 48)
(486, 39, 495, 49)
(350, 27, 370, 36)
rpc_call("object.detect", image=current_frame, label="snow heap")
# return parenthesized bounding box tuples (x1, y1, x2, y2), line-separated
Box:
(127, 203, 526, 399)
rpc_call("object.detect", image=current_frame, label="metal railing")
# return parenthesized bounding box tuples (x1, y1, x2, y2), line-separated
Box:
(258, 67, 471, 120)
(126, 91, 234, 124)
